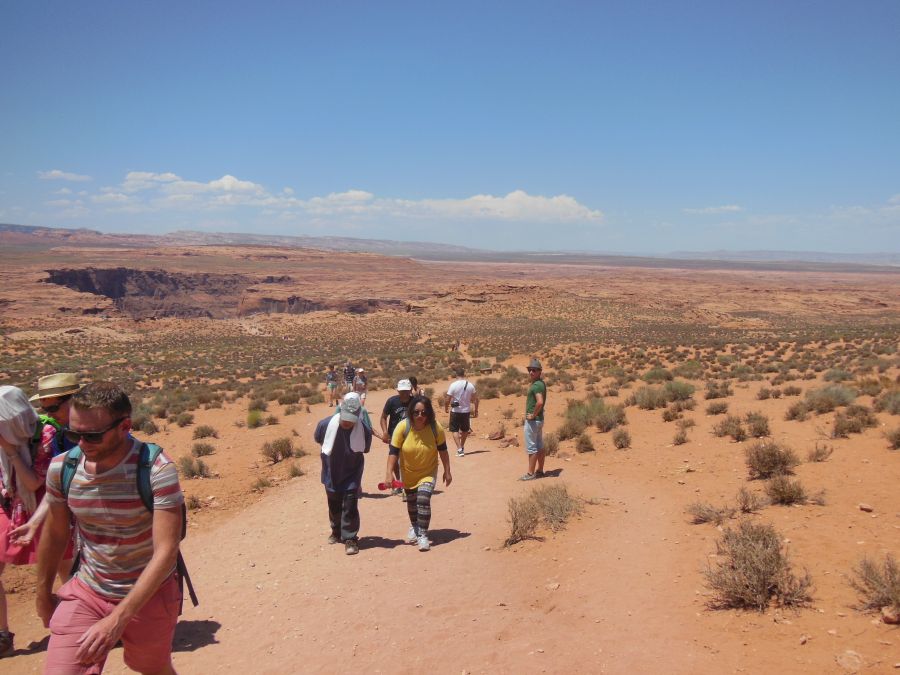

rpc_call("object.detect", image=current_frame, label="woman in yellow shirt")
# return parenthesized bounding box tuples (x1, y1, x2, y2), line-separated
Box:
(385, 396, 452, 551)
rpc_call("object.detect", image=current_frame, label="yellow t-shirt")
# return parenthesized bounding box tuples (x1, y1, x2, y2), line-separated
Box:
(390, 419, 447, 489)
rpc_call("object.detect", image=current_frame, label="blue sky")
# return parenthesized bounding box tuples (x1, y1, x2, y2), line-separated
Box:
(1, 1, 898, 253)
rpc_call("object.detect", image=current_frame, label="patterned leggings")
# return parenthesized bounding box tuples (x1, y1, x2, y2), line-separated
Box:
(405, 480, 435, 533)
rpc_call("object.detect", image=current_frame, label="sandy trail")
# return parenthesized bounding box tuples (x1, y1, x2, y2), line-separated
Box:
(5, 381, 898, 673)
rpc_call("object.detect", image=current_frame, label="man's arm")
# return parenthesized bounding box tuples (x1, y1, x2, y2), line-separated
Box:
(529, 391, 545, 420)
(35, 500, 72, 626)
(74, 506, 181, 665)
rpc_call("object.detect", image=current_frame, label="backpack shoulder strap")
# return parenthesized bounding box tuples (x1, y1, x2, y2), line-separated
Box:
(136, 442, 164, 512)
(60, 447, 83, 500)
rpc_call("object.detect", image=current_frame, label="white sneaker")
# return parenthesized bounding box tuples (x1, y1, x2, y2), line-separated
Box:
(456, 448, 465, 457)
(406, 525, 418, 544)
(417, 533, 431, 551)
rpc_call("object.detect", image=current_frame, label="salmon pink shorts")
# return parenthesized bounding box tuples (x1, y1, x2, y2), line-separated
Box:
(46, 574, 181, 674)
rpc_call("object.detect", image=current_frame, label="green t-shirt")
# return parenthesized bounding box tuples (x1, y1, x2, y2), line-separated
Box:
(526, 380, 547, 421)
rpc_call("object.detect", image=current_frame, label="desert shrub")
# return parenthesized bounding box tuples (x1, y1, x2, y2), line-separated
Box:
(575, 432, 595, 453)
(248, 399, 268, 412)
(288, 463, 305, 478)
(805, 384, 856, 414)
(186, 494, 202, 510)
(192, 425, 218, 439)
(292, 444, 308, 458)
(265, 414, 280, 425)
(662, 406, 681, 423)
(642, 367, 673, 383)
(782, 385, 802, 397)
(557, 418, 585, 442)
(705, 381, 733, 400)
(850, 554, 900, 612)
(784, 401, 810, 421)
(807, 443, 833, 462)
(673, 360, 704, 379)
(745, 412, 770, 438)
(252, 477, 273, 492)
(887, 427, 900, 450)
(765, 476, 807, 505)
(544, 432, 559, 456)
(686, 502, 735, 525)
(756, 387, 773, 400)
(283, 405, 298, 416)
(175, 412, 194, 428)
(735, 486, 766, 513)
(706, 401, 728, 415)
(178, 456, 210, 479)
(191, 442, 215, 457)
(612, 428, 631, 449)
(630, 386, 669, 410)
(705, 520, 813, 611)
(595, 404, 626, 432)
(261, 437, 293, 463)
(502, 408, 514, 420)
(746, 440, 800, 479)
(856, 378, 883, 397)
(307, 392, 325, 405)
(277, 391, 300, 405)
(874, 389, 900, 415)
(664, 379, 695, 402)
(137, 418, 159, 435)
(832, 405, 878, 438)
(823, 368, 853, 382)
(677, 417, 696, 430)
(247, 409, 264, 429)
(713, 415, 746, 442)
(505, 483, 583, 546)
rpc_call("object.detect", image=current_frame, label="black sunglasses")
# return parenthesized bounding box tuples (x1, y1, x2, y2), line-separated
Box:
(41, 395, 73, 414)
(64, 417, 128, 444)
(412, 409, 428, 417)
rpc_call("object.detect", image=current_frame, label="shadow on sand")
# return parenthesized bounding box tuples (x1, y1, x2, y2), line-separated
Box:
(173, 619, 222, 652)
(13, 634, 50, 657)
(358, 535, 405, 550)
(540, 468, 564, 478)
(427, 529, 472, 546)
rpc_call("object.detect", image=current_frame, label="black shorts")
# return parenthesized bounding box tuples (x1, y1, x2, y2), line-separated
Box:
(448, 412, 471, 433)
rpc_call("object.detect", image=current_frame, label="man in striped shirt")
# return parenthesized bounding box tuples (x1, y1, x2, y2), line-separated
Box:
(36, 382, 184, 674)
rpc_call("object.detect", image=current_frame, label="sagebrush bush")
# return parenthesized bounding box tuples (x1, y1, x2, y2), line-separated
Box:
(176, 412, 194, 428)
(805, 384, 856, 414)
(192, 424, 218, 439)
(261, 437, 293, 463)
(744, 412, 770, 438)
(746, 440, 799, 479)
(178, 456, 210, 479)
(766, 475, 807, 505)
(686, 502, 735, 525)
(713, 415, 747, 442)
(784, 401, 810, 421)
(807, 443, 833, 462)
(705, 381, 733, 400)
(874, 389, 900, 415)
(832, 405, 878, 438)
(663, 379, 695, 402)
(288, 463, 305, 478)
(782, 385, 802, 397)
(706, 401, 728, 416)
(544, 432, 559, 456)
(612, 428, 631, 449)
(191, 442, 215, 457)
(247, 409, 264, 429)
(630, 386, 668, 410)
(851, 554, 900, 612)
(887, 427, 900, 450)
(252, 477, 273, 491)
(505, 483, 583, 546)
(705, 520, 812, 611)
(575, 432, 595, 453)
(673, 429, 688, 445)
(735, 486, 766, 513)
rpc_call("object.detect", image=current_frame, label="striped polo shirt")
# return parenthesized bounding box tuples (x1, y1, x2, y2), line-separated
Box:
(45, 437, 183, 600)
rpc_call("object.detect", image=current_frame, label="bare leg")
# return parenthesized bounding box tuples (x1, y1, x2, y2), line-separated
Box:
(527, 453, 539, 475)
(536, 449, 546, 473)
(0, 563, 8, 632)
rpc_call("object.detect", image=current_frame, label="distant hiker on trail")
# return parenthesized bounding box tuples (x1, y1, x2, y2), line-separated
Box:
(36, 382, 184, 674)
(342, 360, 356, 395)
(353, 368, 368, 404)
(325, 365, 339, 407)
(315, 392, 372, 556)
(386, 395, 452, 552)
(409, 376, 422, 398)
(8, 373, 83, 551)
(520, 358, 547, 481)
(0, 386, 75, 659)
(380, 379, 413, 496)
(444, 367, 478, 457)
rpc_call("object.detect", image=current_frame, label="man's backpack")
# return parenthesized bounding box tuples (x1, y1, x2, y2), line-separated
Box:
(60, 442, 199, 608)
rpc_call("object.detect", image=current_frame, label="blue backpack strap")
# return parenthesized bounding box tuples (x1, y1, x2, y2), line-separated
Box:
(60, 447, 83, 500)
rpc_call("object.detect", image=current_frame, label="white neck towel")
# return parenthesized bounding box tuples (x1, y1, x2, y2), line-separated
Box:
(321, 414, 366, 455)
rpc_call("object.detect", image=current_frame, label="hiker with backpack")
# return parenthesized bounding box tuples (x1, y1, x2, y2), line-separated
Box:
(385, 395, 452, 552)
(36, 382, 186, 673)
(0, 385, 75, 659)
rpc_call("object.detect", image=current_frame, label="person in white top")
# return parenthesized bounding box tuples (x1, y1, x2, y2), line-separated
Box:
(444, 367, 478, 457)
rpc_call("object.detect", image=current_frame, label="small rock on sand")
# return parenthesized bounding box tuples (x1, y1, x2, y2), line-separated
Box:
(836, 650, 863, 672)
(859, 503, 874, 512)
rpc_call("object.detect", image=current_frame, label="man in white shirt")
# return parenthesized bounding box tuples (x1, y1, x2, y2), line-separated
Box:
(444, 367, 478, 457)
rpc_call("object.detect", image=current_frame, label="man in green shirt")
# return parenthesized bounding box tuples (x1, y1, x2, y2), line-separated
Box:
(520, 358, 547, 480)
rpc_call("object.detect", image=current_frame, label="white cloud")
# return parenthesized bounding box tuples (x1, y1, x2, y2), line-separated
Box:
(888, 193, 900, 205)
(683, 204, 743, 215)
(38, 169, 92, 182)
(91, 192, 133, 204)
(54, 187, 72, 195)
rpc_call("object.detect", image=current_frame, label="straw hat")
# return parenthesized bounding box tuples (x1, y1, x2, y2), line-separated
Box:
(29, 372, 83, 403)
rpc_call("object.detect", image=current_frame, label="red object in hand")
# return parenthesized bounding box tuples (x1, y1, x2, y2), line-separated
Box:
(377, 480, 404, 491)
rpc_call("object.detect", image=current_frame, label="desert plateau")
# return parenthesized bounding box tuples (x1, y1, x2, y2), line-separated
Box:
(1, 229, 899, 674)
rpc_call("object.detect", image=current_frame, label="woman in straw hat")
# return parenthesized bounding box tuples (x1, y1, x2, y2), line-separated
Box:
(0, 386, 74, 657)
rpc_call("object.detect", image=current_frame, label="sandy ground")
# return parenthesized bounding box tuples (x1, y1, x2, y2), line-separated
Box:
(4, 372, 899, 673)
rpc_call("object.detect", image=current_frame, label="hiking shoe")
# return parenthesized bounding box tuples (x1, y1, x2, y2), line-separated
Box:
(417, 533, 431, 551)
(519, 473, 536, 481)
(327, 533, 340, 545)
(0, 630, 13, 658)
(456, 448, 465, 457)
(344, 539, 359, 555)
(406, 525, 419, 544)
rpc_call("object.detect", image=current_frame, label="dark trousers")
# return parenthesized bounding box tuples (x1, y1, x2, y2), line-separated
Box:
(326, 489, 360, 542)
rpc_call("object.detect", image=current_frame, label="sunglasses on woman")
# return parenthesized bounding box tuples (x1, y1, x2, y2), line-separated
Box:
(412, 409, 428, 417)
(41, 394, 73, 414)
(64, 417, 128, 444)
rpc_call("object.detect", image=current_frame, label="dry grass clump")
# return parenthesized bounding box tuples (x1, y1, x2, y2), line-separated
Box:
(765, 475, 808, 505)
(178, 456, 211, 479)
(806, 442, 833, 462)
(192, 424, 218, 439)
(888, 427, 900, 450)
(261, 437, 294, 463)
(832, 405, 878, 438)
(505, 483, 583, 546)
(874, 389, 900, 415)
(575, 432, 595, 453)
(686, 502, 735, 525)
(705, 520, 813, 611)
(713, 415, 747, 442)
(288, 463, 305, 478)
(706, 401, 728, 415)
(252, 477, 273, 492)
(782, 385, 802, 397)
(744, 411, 770, 438)
(851, 554, 900, 612)
(704, 381, 733, 400)
(735, 486, 766, 514)
(191, 442, 215, 457)
(804, 384, 856, 414)
(745, 440, 799, 479)
(673, 429, 688, 445)
(612, 428, 631, 449)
